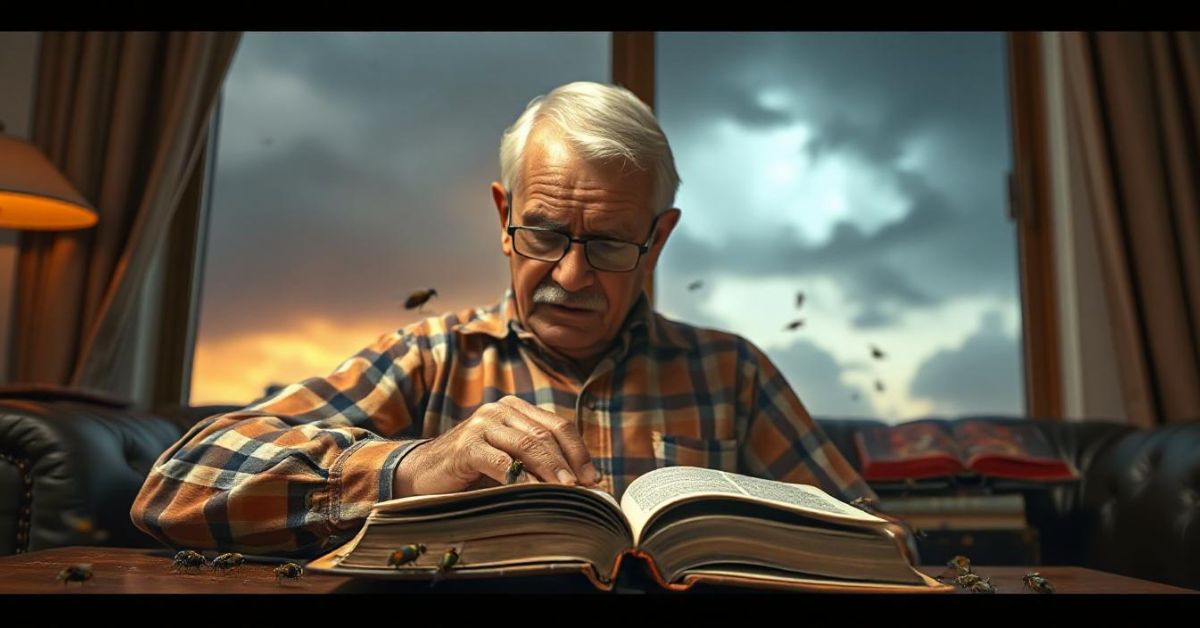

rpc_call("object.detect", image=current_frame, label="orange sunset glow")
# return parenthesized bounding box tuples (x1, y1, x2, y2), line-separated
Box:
(190, 316, 411, 406)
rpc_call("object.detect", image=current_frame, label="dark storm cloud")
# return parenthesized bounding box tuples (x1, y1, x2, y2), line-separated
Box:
(909, 310, 1024, 416)
(199, 135, 512, 340)
(655, 32, 1017, 330)
(711, 92, 793, 130)
(197, 33, 609, 342)
(765, 339, 872, 418)
(650, 282, 733, 334)
(843, 264, 936, 308)
(656, 169, 1012, 330)
(226, 33, 611, 170)
(850, 304, 902, 329)
(803, 112, 906, 166)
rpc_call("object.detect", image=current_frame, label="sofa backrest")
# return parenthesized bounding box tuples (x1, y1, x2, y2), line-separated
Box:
(5, 399, 1197, 589)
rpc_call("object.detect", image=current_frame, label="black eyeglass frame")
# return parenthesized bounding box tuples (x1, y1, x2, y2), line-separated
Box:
(504, 191, 662, 273)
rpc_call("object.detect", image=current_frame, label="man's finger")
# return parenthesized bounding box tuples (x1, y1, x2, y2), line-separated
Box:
(498, 411, 596, 486)
(498, 396, 597, 485)
(482, 424, 578, 485)
(467, 441, 538, 487)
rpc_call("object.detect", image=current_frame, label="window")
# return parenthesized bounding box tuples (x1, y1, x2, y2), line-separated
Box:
(189, 32, 1026, 421)
(189, 33, 610, 404)
(654, 33, 1023, 422)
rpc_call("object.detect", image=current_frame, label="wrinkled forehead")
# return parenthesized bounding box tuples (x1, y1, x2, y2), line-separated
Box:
(511, 189, 653, 241)
(516, 130, 653, 227)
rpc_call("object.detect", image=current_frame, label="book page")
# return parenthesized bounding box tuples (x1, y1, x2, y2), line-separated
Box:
(620, 466, 882, 543)
(725, 473, 876, 520)
(952, 420, 1079, 481)
(368, 482, 631, 534)
(585, 485, 622, 512)
(373, 481, 620, 512)
(855, 420, 965, 481)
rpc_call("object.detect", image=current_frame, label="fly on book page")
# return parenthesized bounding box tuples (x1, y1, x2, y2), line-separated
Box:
(307, 466, 952, 593)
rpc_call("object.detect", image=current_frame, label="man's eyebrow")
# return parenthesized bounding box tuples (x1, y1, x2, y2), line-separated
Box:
(520, 209, 569, 229)
(520, 208, 635, 240)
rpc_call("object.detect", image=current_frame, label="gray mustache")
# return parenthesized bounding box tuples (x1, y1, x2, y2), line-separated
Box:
(533, 284, 606, 311)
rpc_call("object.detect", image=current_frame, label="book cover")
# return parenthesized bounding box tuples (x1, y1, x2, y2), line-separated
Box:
(854, 419, 1078, 483)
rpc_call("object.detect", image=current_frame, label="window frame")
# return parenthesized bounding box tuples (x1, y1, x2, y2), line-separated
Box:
(1006, 32, 1063, 419)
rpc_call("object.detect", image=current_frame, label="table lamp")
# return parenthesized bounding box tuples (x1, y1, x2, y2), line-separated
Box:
(0, 123, 97, 231)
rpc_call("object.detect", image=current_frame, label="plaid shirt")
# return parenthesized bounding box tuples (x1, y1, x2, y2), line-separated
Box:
(132, 287, 875, 556)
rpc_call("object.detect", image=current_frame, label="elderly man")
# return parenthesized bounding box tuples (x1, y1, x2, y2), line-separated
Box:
(132, 81, 875, 555)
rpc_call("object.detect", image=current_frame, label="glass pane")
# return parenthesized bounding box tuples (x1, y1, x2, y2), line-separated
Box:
(191, 32, 610, 405)
(655, 33, 1022, 422)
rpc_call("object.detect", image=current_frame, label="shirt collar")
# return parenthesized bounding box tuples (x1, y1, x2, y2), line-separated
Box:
(455, 285, 694, 351)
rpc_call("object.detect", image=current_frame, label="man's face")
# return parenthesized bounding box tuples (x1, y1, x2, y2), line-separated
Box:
(491, 124, 680, 366)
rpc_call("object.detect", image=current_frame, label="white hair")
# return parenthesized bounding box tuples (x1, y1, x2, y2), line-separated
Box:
(499, 81, 681, 215)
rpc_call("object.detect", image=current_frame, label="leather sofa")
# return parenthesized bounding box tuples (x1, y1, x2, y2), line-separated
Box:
(3, 394, 1197, 590)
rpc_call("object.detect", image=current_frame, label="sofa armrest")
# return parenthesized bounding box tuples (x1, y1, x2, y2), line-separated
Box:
(0, 398, 188, 554)
(1078, 420, 1200, 589)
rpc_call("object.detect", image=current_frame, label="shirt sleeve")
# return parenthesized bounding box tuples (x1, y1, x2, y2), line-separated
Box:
(130, 326, 432, 557)
(735, 337, 878, 504)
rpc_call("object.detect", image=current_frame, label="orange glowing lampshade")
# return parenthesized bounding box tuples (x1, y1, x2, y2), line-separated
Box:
(0, 133, 97, 230)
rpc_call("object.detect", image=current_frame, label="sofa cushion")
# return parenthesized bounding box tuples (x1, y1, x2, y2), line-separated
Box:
(1079, 421, 1200, 588)
(0, 399, 187, 553)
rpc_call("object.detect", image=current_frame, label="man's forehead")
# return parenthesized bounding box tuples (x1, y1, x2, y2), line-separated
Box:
(519, 203, 647, 238)
(515, 124, 654, 230)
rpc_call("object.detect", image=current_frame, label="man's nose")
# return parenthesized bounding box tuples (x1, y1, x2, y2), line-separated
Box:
(551, 241, 595, 292)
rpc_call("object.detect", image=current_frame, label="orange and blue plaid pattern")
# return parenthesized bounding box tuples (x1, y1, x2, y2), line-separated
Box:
(131, 287, 875, 556)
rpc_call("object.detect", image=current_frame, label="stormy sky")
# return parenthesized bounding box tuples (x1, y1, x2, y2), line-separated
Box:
(191, 32, 1024, 422)
(653, 32, 1023, 421)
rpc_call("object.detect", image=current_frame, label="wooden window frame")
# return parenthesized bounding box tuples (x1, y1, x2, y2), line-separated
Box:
(612, 32, 658, 305)
(1007, 32, 1063, 419)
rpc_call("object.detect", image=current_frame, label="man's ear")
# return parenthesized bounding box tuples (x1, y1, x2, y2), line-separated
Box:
(640, 208, 682, 273)
(491, 181, 512, 257)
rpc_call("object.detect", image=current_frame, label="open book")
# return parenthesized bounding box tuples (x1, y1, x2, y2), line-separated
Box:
(854, 419, 1079, 483)
(307, 466, 950, 593)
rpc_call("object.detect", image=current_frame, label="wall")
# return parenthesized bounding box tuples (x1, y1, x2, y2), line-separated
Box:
(0, 32, 41, 384)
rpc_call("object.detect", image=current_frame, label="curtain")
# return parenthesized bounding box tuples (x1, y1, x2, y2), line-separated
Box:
(1060, 32, 1200, 426)
(11, 31, 240, 402)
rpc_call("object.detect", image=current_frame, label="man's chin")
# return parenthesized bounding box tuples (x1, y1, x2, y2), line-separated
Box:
(533, 303, 604, 325)
(528, 316, 601, 350)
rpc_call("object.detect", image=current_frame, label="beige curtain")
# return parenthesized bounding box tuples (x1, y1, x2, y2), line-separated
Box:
(11, 32, 240, 401)
(1061, 32, 1200, 427)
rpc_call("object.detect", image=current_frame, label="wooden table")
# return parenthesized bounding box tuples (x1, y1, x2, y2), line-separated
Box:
(0, 547, 1194, 595)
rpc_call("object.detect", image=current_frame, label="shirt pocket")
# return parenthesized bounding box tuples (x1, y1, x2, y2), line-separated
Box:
(651, 431, 739, 473)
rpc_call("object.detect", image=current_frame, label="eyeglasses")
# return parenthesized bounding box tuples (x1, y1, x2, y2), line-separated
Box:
(505, 191, 660, 273)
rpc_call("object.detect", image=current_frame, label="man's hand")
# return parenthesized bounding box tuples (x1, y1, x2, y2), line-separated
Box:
(393, 396, 599, 497)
